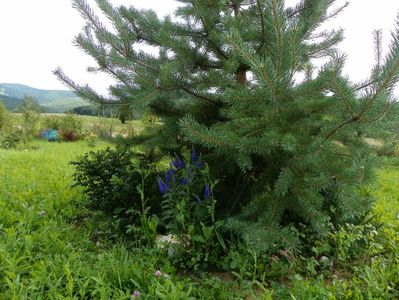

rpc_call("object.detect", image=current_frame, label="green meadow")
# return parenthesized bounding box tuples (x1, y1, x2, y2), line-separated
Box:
(0, 140, 261, 299)
(0, 133, 398, 299)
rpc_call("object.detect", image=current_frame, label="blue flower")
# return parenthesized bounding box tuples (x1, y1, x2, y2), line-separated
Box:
(191, 146, 204, 168)
(157, 177, 170, 194)
(203, 183, 211, 199)
(191, 146, 198, 163)
(171, 154, 185, 169)
(164, 169, 175, 183)
(181, 177, 188, 186)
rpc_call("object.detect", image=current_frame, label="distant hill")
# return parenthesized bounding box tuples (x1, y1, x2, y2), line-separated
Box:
(0, 83, 88, 112)
(0, 94, 23, 111)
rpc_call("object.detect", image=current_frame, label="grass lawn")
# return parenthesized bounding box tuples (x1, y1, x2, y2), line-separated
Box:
(0, 140, 398, 299)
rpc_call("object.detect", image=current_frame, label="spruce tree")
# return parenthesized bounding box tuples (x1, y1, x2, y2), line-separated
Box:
(56, 0, 399, 252)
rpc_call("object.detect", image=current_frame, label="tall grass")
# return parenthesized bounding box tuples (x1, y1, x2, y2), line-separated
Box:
(1, 139, 398, 299)
(0, 140, 260, 299)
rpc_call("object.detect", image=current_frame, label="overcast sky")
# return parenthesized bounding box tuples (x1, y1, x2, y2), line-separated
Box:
(0, 0, 399, 93)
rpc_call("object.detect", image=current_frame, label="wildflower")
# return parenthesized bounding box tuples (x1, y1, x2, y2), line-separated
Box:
(157, 177, 170, 194)
(181, 177, 188, 186)
(191, 146, 204, 168)
(171, 154, 185, 169)
(132, 290, 141, 298)
(155, 270, 162, 277)
(191, 145, 198, 163)
(203, 183, 211, 199)
(164, 168, 174, 183)
(38, 210, 46, 217)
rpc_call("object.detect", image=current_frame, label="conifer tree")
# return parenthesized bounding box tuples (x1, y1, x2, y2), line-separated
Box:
(56, 0, 399, 252)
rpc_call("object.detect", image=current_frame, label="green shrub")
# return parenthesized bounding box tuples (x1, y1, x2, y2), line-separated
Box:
(0, 103, 10, 133)
(0, 127, 25, 149)
(70, 147, 159, 227)
(42, 114, 83, 141)
(59, 114, 82, 141)
(42, 115, 63, 130)
(20, 96, 42, 136)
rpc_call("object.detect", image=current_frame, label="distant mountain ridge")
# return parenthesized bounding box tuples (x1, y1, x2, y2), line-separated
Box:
(0, 83, 87, 112)
(0, 94, 23, 111)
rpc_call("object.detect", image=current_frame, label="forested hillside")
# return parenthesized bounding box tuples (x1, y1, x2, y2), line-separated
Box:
(0, 83, 87, 112)
(0, 94, 23, 111)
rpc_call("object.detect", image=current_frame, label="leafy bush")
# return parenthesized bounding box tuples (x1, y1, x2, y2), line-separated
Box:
(42, 115, 63, 130)
(59, 114, 82, 141)
(42, 114, 83, 141)
(0, 127, 25, 149)
(20, 96, 42, 136)
(0, 103, 10, 133)
(71, 147, 158, 225)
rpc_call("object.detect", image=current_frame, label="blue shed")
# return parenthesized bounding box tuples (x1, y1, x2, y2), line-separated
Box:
(41, 129, 58, 141)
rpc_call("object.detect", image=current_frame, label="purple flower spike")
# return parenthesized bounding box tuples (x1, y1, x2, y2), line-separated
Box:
(203, 183, 211, 199)
(167, 168, 176, 183)
(191, 146, 198, 163)
(164, 171, 171, 183)
(157, 177, 170, 194)
(164, 168, 175, 183)
(191, 146, 204, 168)
(171, 154, 185, 169)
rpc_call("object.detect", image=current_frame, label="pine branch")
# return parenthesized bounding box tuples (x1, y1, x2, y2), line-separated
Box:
(256, 0, 266, 52)
(53, 68, 114, 104)
(178, 115, 231, 150)
(180, 86, 220, 104)
(270, 0, 285, 77)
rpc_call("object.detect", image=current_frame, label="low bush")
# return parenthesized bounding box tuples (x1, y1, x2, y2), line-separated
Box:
(42, 114, 83, 141)
(59, 114, 82, 141)
(0, 127, 25, 149)
(0, 103, 10, 133)
(70, 147, 159, 228)
(71, 145, 226, 271)
(42, 115, 62, 130)
(20, 96, 42, 136)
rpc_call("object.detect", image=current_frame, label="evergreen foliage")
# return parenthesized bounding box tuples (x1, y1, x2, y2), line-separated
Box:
(56, 0, 399, 252)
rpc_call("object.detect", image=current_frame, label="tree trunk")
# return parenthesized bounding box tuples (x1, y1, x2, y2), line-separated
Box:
(236, 66, 247, 86)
